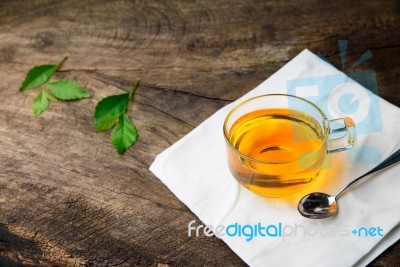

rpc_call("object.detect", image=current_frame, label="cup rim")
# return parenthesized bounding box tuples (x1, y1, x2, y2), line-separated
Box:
(223, 94, 329, 164)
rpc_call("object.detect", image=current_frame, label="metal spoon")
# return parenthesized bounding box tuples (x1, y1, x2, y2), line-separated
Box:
(298, 148, 400, 219)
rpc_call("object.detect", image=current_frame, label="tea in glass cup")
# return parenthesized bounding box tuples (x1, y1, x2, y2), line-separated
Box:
(223, 94, 356, 197)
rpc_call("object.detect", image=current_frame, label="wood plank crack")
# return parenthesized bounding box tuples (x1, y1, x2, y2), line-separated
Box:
(98, 185, 189, 213)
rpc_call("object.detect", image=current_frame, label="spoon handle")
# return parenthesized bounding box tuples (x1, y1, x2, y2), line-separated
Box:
(336, 148, 400, 198)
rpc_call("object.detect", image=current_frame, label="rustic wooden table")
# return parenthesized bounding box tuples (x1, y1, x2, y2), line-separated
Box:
(0, 0, 399, 266)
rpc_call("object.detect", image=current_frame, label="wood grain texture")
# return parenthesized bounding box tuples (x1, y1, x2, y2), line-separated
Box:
(0, 0, 399, 266)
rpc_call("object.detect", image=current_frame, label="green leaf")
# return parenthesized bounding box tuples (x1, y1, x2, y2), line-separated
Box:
(111, 114, 138, 154)
(94, 93, 129, 131)
(48, 80, 90, 100)
(19, 64, 58, 92)
(32, 91, 49, 116)
(19, 56, 68, 92)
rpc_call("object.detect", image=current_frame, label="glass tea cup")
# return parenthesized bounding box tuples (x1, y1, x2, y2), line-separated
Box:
(223, 94, 356, 197)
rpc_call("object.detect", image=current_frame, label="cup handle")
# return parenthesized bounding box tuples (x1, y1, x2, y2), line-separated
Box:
(327, 117, 356, 154)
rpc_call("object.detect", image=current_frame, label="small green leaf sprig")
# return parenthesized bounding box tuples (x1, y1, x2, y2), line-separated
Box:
(19, 57, 90, 116)
(94, 80, 140, 154)
(19, 58, 140, 154)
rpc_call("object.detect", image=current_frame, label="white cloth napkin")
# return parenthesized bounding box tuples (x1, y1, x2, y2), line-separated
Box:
(150, 49, 400, 267)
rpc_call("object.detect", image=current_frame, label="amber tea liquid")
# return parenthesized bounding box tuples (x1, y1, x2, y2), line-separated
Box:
(227, 108, 326, 197)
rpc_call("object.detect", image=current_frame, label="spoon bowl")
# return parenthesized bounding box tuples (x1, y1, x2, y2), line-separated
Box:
(298, 192, 337, 219)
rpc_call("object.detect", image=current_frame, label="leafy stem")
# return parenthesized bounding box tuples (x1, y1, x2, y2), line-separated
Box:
(94, 79, 141, 154)
(20, 57, 140, 156)
(19, 57, 90, 116)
